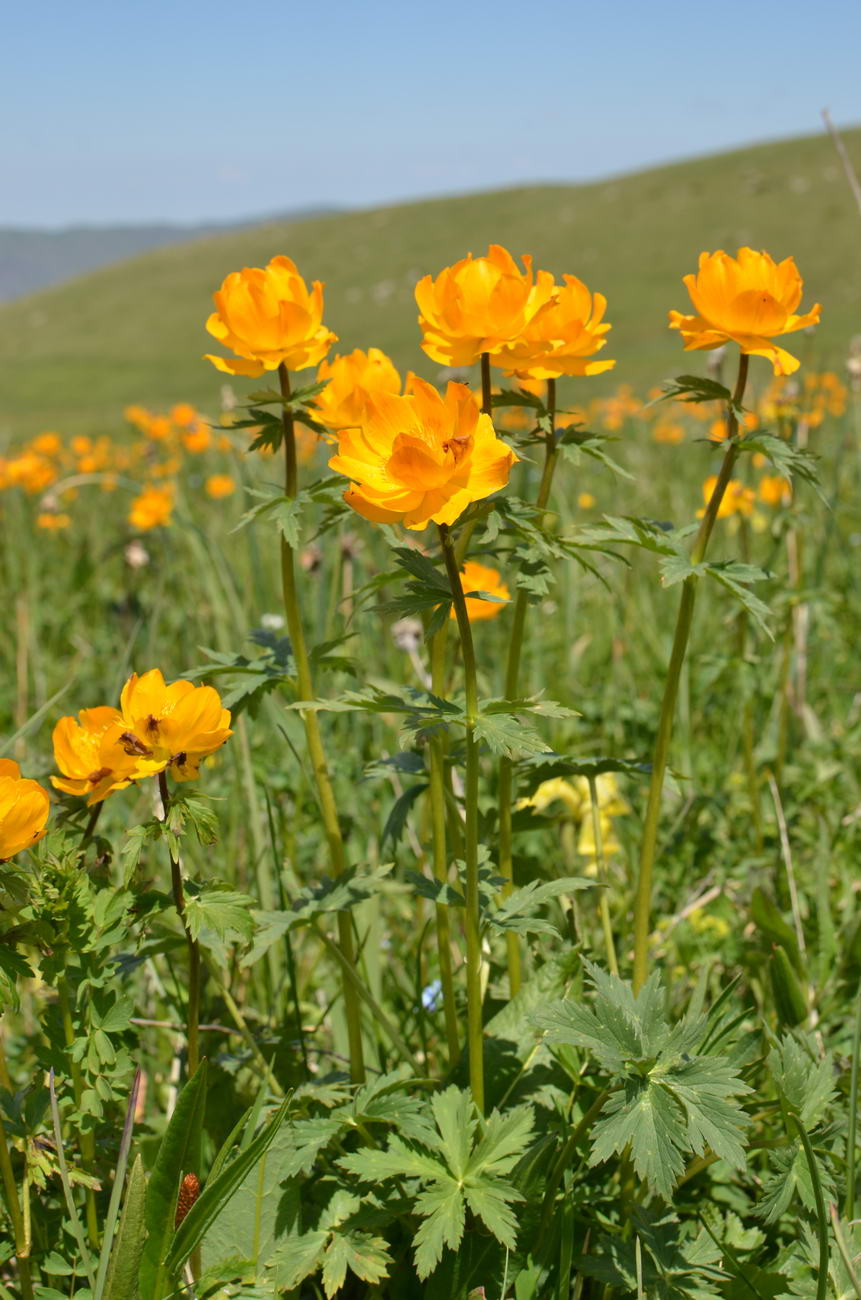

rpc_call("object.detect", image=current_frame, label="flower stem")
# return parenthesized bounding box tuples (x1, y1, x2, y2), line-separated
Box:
(157, 770, 201, 1079)
(439, 522, 484, 1112)
(0, 1110, 33, 1300)
(429, 623, 461, 1068)
(632, 352, 749, 992)
(498, 378, 559, 996)
(278, 364, 365, 1084)
(587, 776, 619, 976)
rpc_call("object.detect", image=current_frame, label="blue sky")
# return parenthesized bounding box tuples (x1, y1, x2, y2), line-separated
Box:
(7, 0, 861, 227)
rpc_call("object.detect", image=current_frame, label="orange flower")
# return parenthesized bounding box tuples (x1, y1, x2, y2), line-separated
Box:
(416, 245, 554, 367)
(495, 274, 615, 380)
(312, 348, 401, 429)
(0, 760, 50, 860)
(329, 377, 517, 530)
(37, 512, 71, 530)
(118, 670, 232, 782)
(31, 432, 62, 456)
(758, 474, 792, 507)
(51, 707, 140, 805)
(129, 484, 174, 530)
(170, 403, 198, 428)
(205, 474, 236, 499)
(454, 561, 510, 621)
(205, 255, 337, 377)
(700, 475, 756, 518)
(183, 423, 212, 453)
(669, 248, 821, 376)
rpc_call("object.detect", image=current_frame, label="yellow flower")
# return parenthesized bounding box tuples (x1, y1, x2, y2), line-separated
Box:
(517, 777, 584, 819)
(454, 561, 510, 621)
(416, 244, 554, 367)
(0, 760, 50, 860)
(578, 811, 622, 860)
(205, 255, 337, 377)
(669, 248, 821, 376)
(329, 377, 517, 530)
(495, 274, 615, 380)
(129, 484, 174, 531)
(313, 348, 402, 430)
(118, 670, 232, 782)
(205, 474, 236, 499)
(577, 492, 596, 509)
(51, 707, 140, 805)
(700, 475, 756, 518)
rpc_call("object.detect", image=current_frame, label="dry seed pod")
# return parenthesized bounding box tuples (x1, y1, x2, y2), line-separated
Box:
(174, 1172, 200, 1228)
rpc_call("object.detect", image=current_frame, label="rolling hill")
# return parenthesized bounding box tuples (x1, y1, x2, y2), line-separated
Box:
(1, 129, 859, 438)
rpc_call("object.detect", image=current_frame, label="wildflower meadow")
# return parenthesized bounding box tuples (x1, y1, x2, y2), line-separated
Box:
(1, 228, 861, 1300)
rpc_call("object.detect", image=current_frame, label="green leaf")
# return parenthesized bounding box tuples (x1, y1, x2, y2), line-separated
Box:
(184, 885, 257, 949)
(164, 1098, 291, 1278)
(738, 433, 823, 497)
(486, 876, 595, 936)
(102, 1155, 147, 1300)
(473, 713, 550, 760)
(657, 374, 736, 409)
(380, 783, 428, 849)
(139, 1059, 208, 1300)
(537, 964, 751, 1201)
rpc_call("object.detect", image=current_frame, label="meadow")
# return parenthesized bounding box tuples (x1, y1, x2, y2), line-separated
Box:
(0, 138, 860, 1300)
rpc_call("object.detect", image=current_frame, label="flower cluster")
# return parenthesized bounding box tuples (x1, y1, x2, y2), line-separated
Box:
(52, 670, 232, 805)
(415, 244, 615, 379)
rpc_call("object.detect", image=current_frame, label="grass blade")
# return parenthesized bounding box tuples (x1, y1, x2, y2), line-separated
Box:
(102, 1155, 148, 1300)
(93, 1067, 142, 1300)
(48, 1068, 96, 1290)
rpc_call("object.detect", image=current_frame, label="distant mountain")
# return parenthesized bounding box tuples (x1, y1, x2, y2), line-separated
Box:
(0, 208, 340, 301)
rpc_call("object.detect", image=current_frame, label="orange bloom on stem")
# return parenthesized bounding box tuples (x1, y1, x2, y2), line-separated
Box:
(312, 348, 402, 430)
(495, 274, 615, 380)
(328, 377, 517, 530)
(669, 248, 820, 376)
(453, 561, 510, 621)
(0, 760, 50, 860)
(118, 670, 232, 782)
(204, 255, 337, 377)
(416, 244, 554, 367)
(129, 484, 174, 531)
(51, 707, 140, 805)
(758, 474, 792, 507)
(205, 474, 236, 499)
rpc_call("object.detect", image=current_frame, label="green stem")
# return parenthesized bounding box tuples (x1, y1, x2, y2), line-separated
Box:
(792, 1115, 829, 1300)
(498, 378, 559, 995)
(632, 353, 749, 992)
(158, 770, 201, 1079)
(587, 776, 619, 976)
(429, 622, 460, 1068)
(846, 978, 861, 1218)
(736, 518, 764, 852)
(55, 972, 100, 1249)
(278, 364, 365, 1084)
(439, 523, 484, 1112)
(0, 1112, 33, 1299)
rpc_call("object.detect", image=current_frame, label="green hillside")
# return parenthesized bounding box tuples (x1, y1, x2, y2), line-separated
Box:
(2, 128, 859, 437)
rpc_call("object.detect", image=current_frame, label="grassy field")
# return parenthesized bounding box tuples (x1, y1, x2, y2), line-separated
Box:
(1, 126, 859, 436)
(1, 136, 861, 1297)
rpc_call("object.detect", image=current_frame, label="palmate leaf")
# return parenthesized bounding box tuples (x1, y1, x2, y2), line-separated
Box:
(767, 1034, 836, 1128)
(656, 374, 739, 411)
(537, 963, 751, 1201)
(184, 884, 257, 949)
(738, 433, 824, 498)
(269, 1189, 393, 1298)
(339, 1087, 534, 1280)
